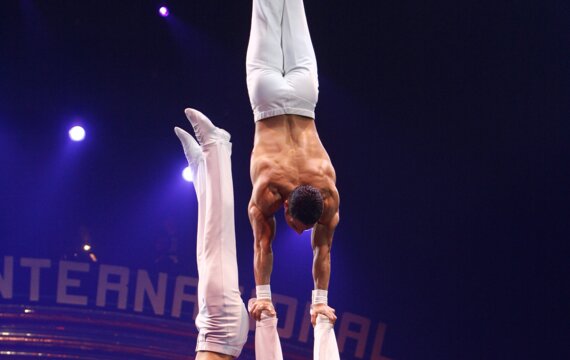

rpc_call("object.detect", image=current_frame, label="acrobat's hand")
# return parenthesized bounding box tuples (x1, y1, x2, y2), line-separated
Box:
(248, 298, 277, 321)
(310, 303, 337, 327)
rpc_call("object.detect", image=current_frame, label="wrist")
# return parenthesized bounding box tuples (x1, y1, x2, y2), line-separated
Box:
(312, 289, 328, 305)
(256, 285, 272, 300)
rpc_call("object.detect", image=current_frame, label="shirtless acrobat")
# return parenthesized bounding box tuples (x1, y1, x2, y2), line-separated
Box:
(246, 0, 340, 328)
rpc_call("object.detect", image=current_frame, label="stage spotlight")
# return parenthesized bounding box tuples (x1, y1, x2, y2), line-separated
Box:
(182, 166, 193, 182)
(68, 126, 85, 141)
(83, 244, 91, 252)
(158, 6, 170, 17)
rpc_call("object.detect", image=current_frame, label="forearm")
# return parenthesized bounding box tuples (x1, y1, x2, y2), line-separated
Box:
(310, 219, 338, 325)
(249, 203, 276, 286)
(312, 249, 331, 290)
(254, 246, 274, 285)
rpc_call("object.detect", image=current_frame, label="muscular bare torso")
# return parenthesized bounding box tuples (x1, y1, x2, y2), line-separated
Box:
(250, 115, 339, 223)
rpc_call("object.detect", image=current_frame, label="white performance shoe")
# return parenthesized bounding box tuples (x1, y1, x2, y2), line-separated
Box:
(184, 108, 230, 145)
(174, 126, 202, 167)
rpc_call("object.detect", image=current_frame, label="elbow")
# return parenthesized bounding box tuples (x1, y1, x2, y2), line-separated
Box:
(313, 245, 331, 259)
(254, 239, 272, 256)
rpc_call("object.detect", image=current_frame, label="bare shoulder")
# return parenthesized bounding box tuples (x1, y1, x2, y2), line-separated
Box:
(312, 186, 339, 248)
(320, 184, 340, 228)
(250, 177, 283, 218)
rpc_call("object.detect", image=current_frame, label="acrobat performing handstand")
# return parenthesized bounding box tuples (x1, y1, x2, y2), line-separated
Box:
(245, 0, 341, 358)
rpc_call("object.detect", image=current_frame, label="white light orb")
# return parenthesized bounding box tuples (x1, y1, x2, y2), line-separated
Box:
(69, 126, 86, 141)
(182, 166, 194, 182)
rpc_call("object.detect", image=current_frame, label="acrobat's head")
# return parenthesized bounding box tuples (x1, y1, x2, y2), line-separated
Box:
(284, 185, 323, 234)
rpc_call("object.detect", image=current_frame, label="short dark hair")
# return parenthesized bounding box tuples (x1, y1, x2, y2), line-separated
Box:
(288, 185, 324, 226)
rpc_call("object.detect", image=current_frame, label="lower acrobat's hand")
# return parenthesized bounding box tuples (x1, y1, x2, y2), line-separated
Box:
(310, 303, 337, 326)
(248, 298, 276, 321)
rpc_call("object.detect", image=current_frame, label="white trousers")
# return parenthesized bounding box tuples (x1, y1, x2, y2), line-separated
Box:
(314, 316, 340, 360)
(255, 315, 284, 360)
(191, 139, 248, 358)
(253, 314, 341, 359)
(246, 0, 319, 121)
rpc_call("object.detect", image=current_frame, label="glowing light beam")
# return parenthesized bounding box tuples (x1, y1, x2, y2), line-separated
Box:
(158, 6, 170, 17)
(182, 166, 193, 182)
(68, 126, 85, 141)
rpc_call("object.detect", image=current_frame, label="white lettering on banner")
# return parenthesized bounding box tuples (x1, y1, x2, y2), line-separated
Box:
(371, 323, 391, 360)
(273, 294, 298, 339)
(298, 303, 390, 359)
(0, 256, 13, 299)
(57, 261, 89, 305)
(96, 265, 129, 309)
(0, 256, 392, 359)
(171, 275, 199, 319)
(298, 302, 312, 343)
(338, 312, 371, 359)
(20, 258, 51, 302)
(134, 270, 167, 315)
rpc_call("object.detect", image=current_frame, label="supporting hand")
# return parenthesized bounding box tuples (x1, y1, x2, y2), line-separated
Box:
(310, 303, 337, 327)
(248, 298, 277, 321)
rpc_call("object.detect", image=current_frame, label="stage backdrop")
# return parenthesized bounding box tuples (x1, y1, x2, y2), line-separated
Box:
(0, 255, 391, 359)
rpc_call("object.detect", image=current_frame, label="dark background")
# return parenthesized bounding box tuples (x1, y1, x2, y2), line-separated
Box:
(0, 1, 568, 359)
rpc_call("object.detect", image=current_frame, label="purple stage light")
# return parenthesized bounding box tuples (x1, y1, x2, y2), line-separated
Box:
(68, 126, 86, 142)
(182, 166, 193, 182)
(158, 6, 169, 17)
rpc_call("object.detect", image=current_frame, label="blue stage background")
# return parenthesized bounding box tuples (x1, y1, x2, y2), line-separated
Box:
(0, 1, 567, 359)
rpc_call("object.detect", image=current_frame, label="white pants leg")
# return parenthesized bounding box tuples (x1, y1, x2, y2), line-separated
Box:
(246, 0, 319, 121)
(192, 139, 249, 358)
(314, 315, 340, 360)
(282, 0, 319, 108)
(255, 314, 284, 360)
